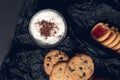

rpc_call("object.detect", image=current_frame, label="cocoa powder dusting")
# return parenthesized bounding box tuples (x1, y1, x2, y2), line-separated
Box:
(35, 20, 58, 39)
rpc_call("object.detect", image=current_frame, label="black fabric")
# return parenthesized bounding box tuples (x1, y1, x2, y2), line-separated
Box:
(0, 0, 120, 80)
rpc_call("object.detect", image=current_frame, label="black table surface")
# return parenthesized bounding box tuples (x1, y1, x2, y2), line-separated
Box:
(0, 0, 25, 66)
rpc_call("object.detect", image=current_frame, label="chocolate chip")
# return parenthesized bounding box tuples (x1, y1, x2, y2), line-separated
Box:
(54, 53, 59, 57)
(59, 51, 62, 55)
(59, 57, 63, 61)
(79, 67, 83, 70)
(83, 72, 86, 77)
(88, 67, 90, 69)
(59, 68, 62, 71)
(47, 56, 51, 62)
(54, 51, 61, 57)
(84, 60, 88, 64)
(79, 72, 86, 78)
(68, 66, 75, 72)
(47, 63, 49, 67)
(72, 62, 74, 65)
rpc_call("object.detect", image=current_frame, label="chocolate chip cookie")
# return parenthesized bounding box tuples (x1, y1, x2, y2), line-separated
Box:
(66, 54, 94, 80)
(44, 50, 69, 75)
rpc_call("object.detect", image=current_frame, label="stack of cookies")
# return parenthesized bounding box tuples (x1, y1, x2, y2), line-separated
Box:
(44, 50, 94, 80)
(91, 22, 120, 54)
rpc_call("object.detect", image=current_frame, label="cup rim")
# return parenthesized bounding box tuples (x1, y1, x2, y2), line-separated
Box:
(28, 8, 68, 48)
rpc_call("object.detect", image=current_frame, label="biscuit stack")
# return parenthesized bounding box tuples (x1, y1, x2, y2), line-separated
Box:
(91, 22, 120, 54)
(44, 50, 94, 80)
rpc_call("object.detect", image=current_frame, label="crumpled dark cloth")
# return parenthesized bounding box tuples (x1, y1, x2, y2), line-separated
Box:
(0, 0, 120, 80)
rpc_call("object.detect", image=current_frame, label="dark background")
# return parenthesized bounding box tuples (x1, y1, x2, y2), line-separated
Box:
(0, 0, 119, 67)
(0, 0, 25, 66)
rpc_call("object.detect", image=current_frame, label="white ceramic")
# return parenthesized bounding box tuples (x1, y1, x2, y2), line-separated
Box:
(29, 9, 67, 48)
